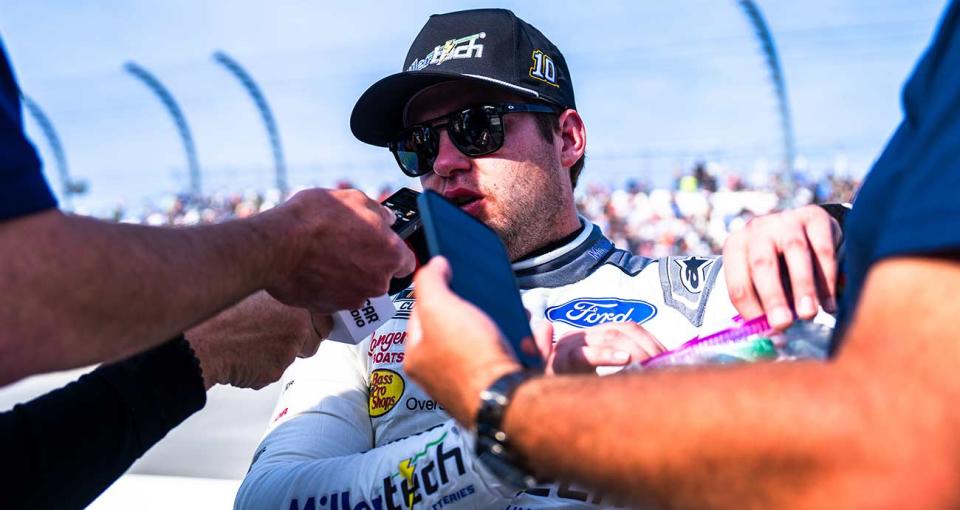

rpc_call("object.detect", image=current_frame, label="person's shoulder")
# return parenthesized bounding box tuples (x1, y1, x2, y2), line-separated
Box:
(653, 255, 726, 326)
(588, 252, 728, 328)
(599, 247, 655, 277)
(0, 48, 58, 220)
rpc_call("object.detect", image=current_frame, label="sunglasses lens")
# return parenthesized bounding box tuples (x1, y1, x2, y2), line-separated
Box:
(393, 126, 437, 176)
(391, 106, 510, 176)
(451, 107, 504, 156)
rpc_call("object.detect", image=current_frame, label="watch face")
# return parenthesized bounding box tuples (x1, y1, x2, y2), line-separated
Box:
(477, 371, 530, 426)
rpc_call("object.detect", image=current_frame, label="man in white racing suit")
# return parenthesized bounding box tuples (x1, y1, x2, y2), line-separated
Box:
(237, 220, 747, 510)
(236, 8, 832, 510)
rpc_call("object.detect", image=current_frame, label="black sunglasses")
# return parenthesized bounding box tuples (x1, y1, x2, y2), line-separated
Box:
(389, 102, 558, 177)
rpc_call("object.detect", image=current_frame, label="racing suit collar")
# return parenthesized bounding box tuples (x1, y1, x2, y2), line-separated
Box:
(511, 216, 615, 289)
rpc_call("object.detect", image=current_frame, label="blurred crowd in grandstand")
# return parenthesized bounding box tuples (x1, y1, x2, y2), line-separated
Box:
(580, 162, 859, 257)
(104, 162, 860, 257)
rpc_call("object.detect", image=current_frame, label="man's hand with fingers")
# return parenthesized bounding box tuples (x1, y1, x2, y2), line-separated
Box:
(541, 322, 665, 374)
(264, 188, 416, 312)
(186, 292, 328, 390)
(723, 204, 842, 330)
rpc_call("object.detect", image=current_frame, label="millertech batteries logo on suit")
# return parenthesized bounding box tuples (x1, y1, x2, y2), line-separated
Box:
(546, 298, 657, 328)
(287, 429, 474, 510)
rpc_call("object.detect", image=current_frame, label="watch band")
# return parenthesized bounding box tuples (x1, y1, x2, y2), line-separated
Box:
(474, 370, 538, 490)
(818, 202, 852, 232)
(818, 202, 852, 257)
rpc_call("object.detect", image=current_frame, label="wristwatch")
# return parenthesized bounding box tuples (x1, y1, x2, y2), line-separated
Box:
(817, 202, 852, 240)
(474, 370, 539, 490)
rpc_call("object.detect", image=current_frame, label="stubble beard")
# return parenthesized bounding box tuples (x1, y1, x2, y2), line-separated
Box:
(486, 165, 571, 261)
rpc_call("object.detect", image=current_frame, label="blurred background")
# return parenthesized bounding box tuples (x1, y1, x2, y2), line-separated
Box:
(0, 0, 947, 507)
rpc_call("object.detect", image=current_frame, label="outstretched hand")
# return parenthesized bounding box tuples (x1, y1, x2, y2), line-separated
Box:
(404, 257, 524, 426)
(264, 188, 416, 312)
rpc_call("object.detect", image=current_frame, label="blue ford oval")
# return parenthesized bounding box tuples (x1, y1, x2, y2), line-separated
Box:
(545, 297, 657, 328)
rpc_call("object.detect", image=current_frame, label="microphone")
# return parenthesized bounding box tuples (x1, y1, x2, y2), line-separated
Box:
(327, 188, 423, 344)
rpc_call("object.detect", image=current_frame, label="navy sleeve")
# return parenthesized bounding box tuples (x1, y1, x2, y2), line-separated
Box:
(0, 336, 207, 509)
(834, 0, 960, 348)
(862, 2, 960, 262)
(0, 37, 57, 219)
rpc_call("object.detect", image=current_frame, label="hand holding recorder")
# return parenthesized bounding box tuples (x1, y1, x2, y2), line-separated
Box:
(327, 188, 425, 343)
(264, 188, 416, 313)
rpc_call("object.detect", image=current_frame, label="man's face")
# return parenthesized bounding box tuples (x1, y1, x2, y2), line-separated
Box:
(405, 81, 575, 260)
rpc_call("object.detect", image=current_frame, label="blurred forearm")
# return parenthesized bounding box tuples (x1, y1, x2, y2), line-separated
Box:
(0, 209, 290, 386)
(503, 258, 960, 509)
(507, 363, 894, 508)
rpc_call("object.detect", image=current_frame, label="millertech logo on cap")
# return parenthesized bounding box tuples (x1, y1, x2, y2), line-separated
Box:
(351, 8, 577, 147)
(407, 32, 487, 71)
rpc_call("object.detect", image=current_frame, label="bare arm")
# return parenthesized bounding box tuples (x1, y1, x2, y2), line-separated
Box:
(406, 257, 960, 509)
(1, 290, 332, 509)
(508, 258, 960, 508)
(0, 188, 414, 386)
(0, 209, 282, 384)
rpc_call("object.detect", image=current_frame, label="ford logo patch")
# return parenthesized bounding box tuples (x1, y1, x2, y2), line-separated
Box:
(545, 298, 657, 328)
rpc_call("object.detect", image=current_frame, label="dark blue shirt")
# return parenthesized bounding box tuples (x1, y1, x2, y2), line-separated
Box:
(0, 38, 57, 220)
(837, 1, 960, 346)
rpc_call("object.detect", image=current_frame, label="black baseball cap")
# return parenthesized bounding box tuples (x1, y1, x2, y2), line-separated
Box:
(350, 8, 576, 147)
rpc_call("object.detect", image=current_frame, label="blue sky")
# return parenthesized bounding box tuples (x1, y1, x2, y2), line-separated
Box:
(0, 0, 948, 214)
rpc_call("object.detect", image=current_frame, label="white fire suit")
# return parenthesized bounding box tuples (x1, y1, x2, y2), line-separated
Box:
(236, 219, 773, 510)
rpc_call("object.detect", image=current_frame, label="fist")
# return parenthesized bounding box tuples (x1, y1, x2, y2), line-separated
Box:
(186, 292, 326, 390)
(265, 188, 415, 312)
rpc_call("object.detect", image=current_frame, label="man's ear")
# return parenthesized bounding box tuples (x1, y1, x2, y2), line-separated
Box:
(557, 109, 586, 169)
